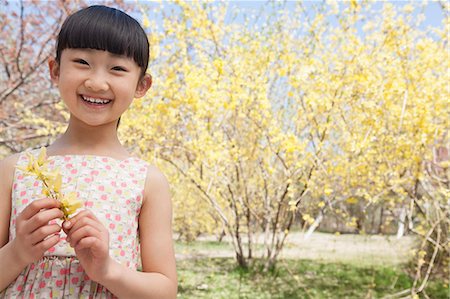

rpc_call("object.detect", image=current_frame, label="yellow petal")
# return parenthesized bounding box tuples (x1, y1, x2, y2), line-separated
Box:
(60, 192, 82, 218)
(53, 174, 62, 193)
(37, 147, 47, 166)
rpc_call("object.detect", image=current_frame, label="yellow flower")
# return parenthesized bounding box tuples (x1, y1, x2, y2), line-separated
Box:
(17, 147, 49, 179)
(60, 192, 83, 220)
(17, 147, 82, 220)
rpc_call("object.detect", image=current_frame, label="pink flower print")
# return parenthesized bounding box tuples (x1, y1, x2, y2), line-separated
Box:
(66, 163, 73, 169)
(102, 158, 108, 163)
(116, 189, 122, 195)
(106, 165, 111, 170)
(82, 161, 87, 167)
(106, 213, 111, 219)
(60, 269, 69, 275)
(71, 169, 78, 175)
(33, 181, 39, 187)
(39, 281, 46, 289)
(109, 223, 116, 230)
(13, 183, 17, 190)
(111, 181, 117, 187)
(84, 178, 91, 183)
(71, 277, 79, 285)
(17, 175, 24, 180)
(91, 170, 99, 176)
(85, 201, 93, 208)
(48, 246, 55, 253)
(101, 194, 107, 200)
(64, 157, 71, 162)
(120, 250, 125, 256)
(76, 265, 83, 272)
(21, 199, 29, 205)
(44, 271, 52, 279)
(98, 185, 105, 191)
(115, 215, 121, 221)
(56, 280, 63, 287)
(118, 235, 123, 242)
(16, 285, 23, 292)
(121, 182, 127, 188)
(20, 191, 26, 197)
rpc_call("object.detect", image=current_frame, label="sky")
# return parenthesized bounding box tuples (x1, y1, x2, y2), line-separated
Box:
(225, 0, 445, 29)
(123, 0, 446, 41)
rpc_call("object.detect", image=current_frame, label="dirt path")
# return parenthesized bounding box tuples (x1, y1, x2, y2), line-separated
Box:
(176, 232, 416, 266)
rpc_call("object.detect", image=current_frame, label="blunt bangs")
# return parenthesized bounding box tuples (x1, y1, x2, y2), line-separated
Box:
(56, 5, 149, 76)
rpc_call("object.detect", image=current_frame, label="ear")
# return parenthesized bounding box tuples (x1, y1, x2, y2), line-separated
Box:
(134, 73, 152, 98)
(48, 57, 60, 84)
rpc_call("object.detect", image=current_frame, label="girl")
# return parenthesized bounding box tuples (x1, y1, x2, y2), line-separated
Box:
(0, 5, 177, 299)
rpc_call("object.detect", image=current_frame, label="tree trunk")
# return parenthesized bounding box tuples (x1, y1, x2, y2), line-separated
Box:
(304, 212, 323, 240)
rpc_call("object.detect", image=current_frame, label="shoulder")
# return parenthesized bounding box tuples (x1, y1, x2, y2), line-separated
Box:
(143, 166, 170, 196)
(0, 153, 21, 245)
(0, 153, 21, 181)
(142, 165, 171, 207)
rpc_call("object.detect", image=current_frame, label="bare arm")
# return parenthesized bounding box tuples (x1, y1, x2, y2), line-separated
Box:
(0, 155, 63, 291)
(64, 166, 177, 299)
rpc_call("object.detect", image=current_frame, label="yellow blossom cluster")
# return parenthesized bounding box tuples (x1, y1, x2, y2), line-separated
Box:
(17, 147, 82, 220)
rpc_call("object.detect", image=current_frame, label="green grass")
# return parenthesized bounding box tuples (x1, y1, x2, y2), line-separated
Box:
(176, 258, 448, 299)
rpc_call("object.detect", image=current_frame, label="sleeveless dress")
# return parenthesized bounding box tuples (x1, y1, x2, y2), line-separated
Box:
(1, 149, 149, 298)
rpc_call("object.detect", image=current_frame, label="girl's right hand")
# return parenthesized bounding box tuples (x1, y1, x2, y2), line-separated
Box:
(12, 198, 63, 265)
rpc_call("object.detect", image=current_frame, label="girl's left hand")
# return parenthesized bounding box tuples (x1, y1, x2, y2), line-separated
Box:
(63, 210, 110, 282)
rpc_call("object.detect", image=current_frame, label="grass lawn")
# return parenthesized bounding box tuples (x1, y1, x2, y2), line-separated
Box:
(176, 258, 447, 299)
(175, 237, 448, 299)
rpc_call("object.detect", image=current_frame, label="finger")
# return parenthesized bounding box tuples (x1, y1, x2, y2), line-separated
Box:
(19, 198, 60, 220)
(66, 210, 103, 237)
(74, 237, 96, 251)
(68, 226, 103, 248)
(29, 224, 61, 245)
(67, 210, 99, 225)
(35, 233, 60, 253)
(68, 214, 103, 234)
(25, 208, 64, 233)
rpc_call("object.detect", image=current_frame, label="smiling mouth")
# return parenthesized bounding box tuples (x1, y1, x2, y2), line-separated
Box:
(81, 95, 112, 105)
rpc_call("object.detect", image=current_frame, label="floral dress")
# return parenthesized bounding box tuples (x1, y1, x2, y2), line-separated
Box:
(1, 149, 149, 298)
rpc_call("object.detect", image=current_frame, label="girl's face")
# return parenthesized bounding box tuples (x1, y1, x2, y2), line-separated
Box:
(49, 48, 151, 128)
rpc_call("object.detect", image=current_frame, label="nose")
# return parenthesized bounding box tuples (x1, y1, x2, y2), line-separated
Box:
(84, 74, 109, 92)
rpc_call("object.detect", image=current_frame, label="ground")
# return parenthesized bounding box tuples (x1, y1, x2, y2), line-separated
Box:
(176, 231, 416, 266)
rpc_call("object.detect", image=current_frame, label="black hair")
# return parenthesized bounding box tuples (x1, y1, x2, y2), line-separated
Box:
(56, 5, 149, 77)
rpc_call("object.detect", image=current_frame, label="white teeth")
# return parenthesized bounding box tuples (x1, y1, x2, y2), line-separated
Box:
(82, 96, 111, 104)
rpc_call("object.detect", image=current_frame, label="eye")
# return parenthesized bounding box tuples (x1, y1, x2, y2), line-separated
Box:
(73, 59, 89, 65)
(112, 66, 127, 72)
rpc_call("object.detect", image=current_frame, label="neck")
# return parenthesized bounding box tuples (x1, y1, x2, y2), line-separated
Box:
(49, 117, 129, 159)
